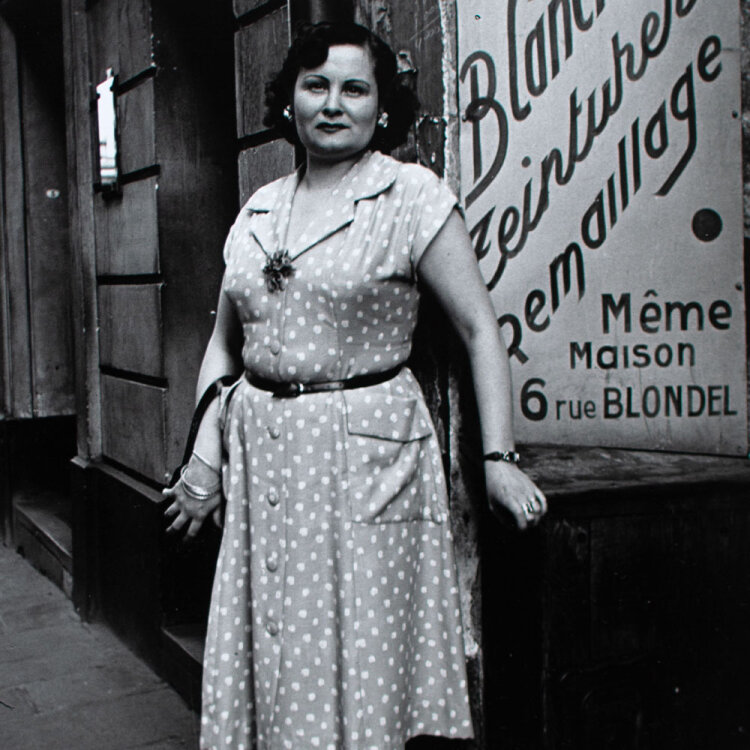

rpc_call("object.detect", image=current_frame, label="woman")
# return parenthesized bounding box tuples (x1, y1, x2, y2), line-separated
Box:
(165, 21, 546, 750)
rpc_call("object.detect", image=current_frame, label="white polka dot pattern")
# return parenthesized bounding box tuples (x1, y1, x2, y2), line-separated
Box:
(201, 152, 473, 749)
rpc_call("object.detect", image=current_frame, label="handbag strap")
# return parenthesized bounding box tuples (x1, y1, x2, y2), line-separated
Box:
(171, 375, 237, 487)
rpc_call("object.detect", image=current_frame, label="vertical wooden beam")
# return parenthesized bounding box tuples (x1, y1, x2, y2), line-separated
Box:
(62, 0, 102, 459)
(0, 26, 10, 416)
(0, 17, 32, 418)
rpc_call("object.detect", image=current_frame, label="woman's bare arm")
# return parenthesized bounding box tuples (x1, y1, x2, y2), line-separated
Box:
(417, 209, 547, 529)
(164, 280, 243, 536)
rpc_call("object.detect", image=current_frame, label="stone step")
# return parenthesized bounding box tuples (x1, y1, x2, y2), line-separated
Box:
(12, 489, 73, 597)
(160, 622, 205, 712)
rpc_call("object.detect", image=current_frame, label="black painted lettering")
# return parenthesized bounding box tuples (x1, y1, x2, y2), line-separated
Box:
(675, 0, 698, 17)
(498, 313, 529, 364)
(584, 400, 596, 418)
(602, 293, 631, 333)
(556, 400, 566, 419)
(570, 88, 594, 162)
(708, 300, 732, 330)
(640, 302, 662, 334)
(469, 209, 495, 261)
(632, 344, 651, 367)
(464, 97, 510, 209)
(643, 386, 660, 417)
(631, 118, 642, 192)
(507, 0, 531, 121)
(642, 0, 671, 59)
(618, 136, 630, 209)
(597, 346, 617, 369)
(687, 385, 705, 416)
(525, 17, 548, 96)
(525, 289, 550, 332)
(548, 0, 574, 79)
(665, 300, 704, 331)
(604, 387, 623, 418)
(550, 242, 586, 311)
(582, 191, 606, 248)
(665, 385, 682, 416)
(654, 344, 673, 367)
(697, 35, 722, 82)
(570, 341, 592, 369)
(708, 385, 722, 416)
(572, 0, 594, 30)
(724, 386, 738, 415)
(612, 32, 647, 83)
(657, 64, 697, 196)
(607, 174, 618, 227)
(645, 102, 669, 159)
(677, 343, 696, 367)
(626, 388, 641, 417)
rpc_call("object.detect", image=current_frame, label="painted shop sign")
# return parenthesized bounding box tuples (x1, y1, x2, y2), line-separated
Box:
(457, 0, 748, 454)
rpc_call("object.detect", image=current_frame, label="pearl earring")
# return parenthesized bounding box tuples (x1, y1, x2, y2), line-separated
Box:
(283, 105, 293, 122)
(377, 111, 389, 128)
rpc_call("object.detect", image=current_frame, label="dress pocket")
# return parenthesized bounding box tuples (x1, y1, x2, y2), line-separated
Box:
(343, 390, 442, 524)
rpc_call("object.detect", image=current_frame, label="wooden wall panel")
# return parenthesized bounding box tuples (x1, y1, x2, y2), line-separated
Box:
(98, 284, 163, 376)
(145, 0, 241, 474)
(118, 78, 156, 175)
(355, 0, 444, 116)
(20, 54, 75, 417)
(64, 0, 104, 458)
(234, 6, 289, 137)
(233, 0, 269, 15)
(101, 374, 166, 482)
(94, 176, 160, 275)
(88, 0, 153, 85)
(0, 19, 32, 417)
(238, 139, 295, 205)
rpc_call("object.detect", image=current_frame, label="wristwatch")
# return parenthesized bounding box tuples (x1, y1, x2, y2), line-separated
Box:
(482, 450, 521, 465)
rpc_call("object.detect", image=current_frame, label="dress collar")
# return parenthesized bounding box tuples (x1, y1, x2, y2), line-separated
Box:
(245, 150, 398, 257)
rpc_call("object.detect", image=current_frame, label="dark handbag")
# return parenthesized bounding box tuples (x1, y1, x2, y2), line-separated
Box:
(167, 374, 238, 494)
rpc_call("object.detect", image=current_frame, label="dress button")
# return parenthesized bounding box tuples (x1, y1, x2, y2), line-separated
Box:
(268, 425, 280, 439)
(266, 618, 279, 636)
(267, 490, 279, 507)
(266, 554, 278, 572)
(269, 340, 281, 355)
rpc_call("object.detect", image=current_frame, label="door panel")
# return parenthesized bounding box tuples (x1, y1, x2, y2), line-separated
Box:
(98, 284, 163, 377)
(94, 176, 160, 275)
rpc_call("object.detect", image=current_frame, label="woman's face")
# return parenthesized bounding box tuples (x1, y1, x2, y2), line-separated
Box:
(292, 44, 379, 162)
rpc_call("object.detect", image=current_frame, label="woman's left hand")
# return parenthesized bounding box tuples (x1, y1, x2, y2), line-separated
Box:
(484, 461, 547, 531)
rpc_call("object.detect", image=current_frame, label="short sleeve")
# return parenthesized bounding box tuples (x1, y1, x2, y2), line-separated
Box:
(222, 218, 240, 266)
(410, 170, 460, 270)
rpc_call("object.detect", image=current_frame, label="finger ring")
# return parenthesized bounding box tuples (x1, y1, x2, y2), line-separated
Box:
(524, 502, 535, 516)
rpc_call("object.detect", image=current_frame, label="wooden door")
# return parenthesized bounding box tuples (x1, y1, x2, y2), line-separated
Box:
(84, 0, 237, 483)
(0, 9, 73, 419)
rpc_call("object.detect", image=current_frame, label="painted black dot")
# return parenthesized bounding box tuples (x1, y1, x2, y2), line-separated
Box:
(521, 156, 531, 168)
(692, 208, 722, 242)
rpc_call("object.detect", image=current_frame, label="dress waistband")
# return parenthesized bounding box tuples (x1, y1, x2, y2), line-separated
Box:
(245, 367, 402, 398)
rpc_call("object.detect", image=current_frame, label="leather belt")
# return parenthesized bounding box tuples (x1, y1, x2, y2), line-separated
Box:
(246, 366, 402, 398)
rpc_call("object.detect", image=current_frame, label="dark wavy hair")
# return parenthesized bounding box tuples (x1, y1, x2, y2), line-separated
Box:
(264, 22, 419, 153)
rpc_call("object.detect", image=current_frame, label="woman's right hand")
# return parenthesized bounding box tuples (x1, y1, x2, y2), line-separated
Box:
(163, 458, 223, 538)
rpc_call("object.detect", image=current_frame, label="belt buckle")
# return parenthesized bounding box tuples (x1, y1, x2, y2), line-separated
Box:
(273, 381, 304, 398)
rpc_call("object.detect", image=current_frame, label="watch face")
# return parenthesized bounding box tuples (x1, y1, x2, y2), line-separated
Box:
(484, 451, 520, 464)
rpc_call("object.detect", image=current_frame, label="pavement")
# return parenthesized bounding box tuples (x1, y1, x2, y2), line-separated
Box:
(0, 542, 200, 750)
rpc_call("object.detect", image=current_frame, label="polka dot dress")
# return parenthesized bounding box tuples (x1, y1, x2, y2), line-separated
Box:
(200, 151, 474, 750)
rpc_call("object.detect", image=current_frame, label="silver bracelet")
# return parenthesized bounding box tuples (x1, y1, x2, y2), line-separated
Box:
(180, 465, 221, 500)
